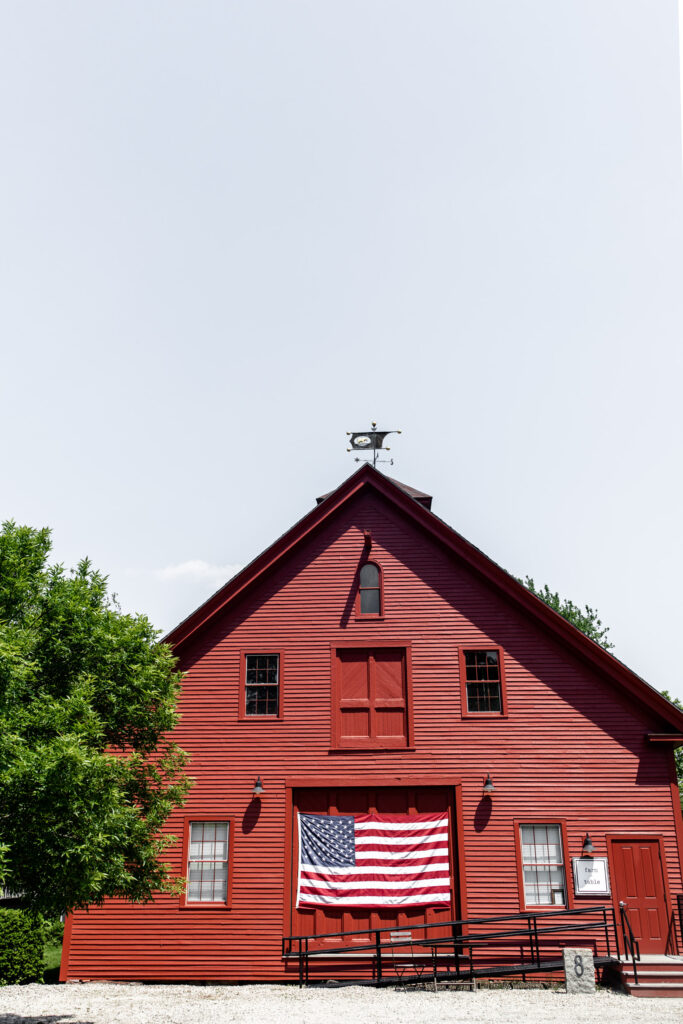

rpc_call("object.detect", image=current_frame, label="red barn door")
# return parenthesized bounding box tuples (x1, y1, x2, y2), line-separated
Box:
(334, 649, 408, 748)
(610, 838, 669, 954)
(291, 786, 458, 948)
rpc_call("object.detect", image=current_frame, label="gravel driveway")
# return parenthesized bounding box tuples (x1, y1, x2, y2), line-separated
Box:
(0, 984, 681, 1024)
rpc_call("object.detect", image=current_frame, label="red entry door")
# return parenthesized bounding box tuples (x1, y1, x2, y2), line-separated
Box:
(611, 839, 669, 954)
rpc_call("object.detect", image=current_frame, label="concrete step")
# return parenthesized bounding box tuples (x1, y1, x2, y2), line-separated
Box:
(618, 958, 683, 997)
(624, 970, 683, 984)
(625, 982, 683, 998)
(621, 959, 683, 972)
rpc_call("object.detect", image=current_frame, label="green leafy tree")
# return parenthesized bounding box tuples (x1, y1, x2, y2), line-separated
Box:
(660, 691, 683, 809)
(0, 522, 191, 918)
(518, 576, 614, 650)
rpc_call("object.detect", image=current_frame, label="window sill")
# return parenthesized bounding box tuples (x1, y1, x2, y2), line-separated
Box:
(521, 904, 568, 912)
(329, 746, 416, 754)
(238, 715, 285, 722)
(461, 712, 508, 720)
(180, 903, 231, 911)
(353, 616, 385, 622)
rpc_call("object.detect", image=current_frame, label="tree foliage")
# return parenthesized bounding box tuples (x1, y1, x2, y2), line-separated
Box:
(518, 576, 614, 650)
(660, 691, 683, 806)
(0, 522, 191, 917)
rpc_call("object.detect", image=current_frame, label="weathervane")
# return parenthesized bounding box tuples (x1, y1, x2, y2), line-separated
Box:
(346, 422, 401, 468)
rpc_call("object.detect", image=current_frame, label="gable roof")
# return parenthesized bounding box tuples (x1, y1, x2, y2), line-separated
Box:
(317, 476, 433, 510)
(164, 463, 683, 733)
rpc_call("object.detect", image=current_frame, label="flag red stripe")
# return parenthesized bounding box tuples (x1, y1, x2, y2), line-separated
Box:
(300, 869, 449, 884)
(298, 897, 451, 907)
(354, 824, 449, 836)
(354, 813, 447, 824)
(319, 856, 449, 869)
(355, 841, 448, 855)
(299, 884, 452, 899)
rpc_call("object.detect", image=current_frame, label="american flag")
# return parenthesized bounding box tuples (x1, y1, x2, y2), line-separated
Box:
(297, 811, 451, 907)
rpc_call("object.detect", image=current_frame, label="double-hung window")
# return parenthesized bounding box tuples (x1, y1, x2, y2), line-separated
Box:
(186, 821, 230, 904)
(520, 824, 567, 907)
(460, 648, 507, 716)
(244, 654, 280, 716)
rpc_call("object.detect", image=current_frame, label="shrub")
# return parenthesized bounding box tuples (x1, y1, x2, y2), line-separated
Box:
(0, 909, 44, 985)
(42, 917, 64, 946)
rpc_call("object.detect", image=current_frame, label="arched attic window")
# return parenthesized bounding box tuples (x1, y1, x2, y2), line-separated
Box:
(358, 561, 382, 616)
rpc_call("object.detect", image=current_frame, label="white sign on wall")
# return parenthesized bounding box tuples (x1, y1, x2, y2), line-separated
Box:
(572, 857, 611, 896)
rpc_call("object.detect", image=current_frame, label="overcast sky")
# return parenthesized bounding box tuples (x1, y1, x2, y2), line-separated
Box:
(2, 3, 682, 703)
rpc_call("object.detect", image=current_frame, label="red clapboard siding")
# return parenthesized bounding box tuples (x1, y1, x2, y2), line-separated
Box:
(61, 472, 683, 982)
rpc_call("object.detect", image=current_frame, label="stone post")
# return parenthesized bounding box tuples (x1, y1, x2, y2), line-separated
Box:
(562, 947, 596, 994)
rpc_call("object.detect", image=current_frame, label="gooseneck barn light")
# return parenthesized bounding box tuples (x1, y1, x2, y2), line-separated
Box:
(582, 833, 594, 856)
(482, 773, 496, 798)
(252, 776, 265, 798)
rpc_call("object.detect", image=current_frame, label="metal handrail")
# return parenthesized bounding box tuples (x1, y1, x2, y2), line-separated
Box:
(284, 903, 610, 949)
(618, 901, 640, 986)
(283, 904, 617, 987)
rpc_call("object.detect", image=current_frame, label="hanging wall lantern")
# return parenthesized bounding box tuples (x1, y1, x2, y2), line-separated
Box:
(252, 776, 265, 798)
(482, 773, 496, 798)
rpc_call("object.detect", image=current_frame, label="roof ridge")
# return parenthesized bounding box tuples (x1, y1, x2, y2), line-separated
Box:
(317, 469, 432, 509)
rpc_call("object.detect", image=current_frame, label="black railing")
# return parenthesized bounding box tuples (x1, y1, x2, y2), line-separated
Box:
(618, 902, 640, 986)
(283, 905, 620, 987)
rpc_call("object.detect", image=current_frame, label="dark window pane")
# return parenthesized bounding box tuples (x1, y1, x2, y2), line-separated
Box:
(245, 653, 279, 716)
(360, 563, 379, 587)
(466, 681, 501, 713)
(464, 650, 501, 682)
(360, 588, 381, 614)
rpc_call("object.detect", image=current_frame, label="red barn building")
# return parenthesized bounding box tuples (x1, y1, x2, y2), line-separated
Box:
(61, 466, 683, 987)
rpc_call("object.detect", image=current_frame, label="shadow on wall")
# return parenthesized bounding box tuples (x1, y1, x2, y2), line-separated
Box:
(473, 797, 493, 833)
(0, 1018, 95, 1024)
(242, 798, 262, 834)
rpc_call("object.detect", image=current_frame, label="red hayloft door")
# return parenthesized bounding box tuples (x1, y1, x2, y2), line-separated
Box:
(291, 786, 458, 948)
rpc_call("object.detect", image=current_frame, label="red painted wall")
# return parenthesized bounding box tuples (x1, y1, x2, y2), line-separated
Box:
(62, 488, 683, 980)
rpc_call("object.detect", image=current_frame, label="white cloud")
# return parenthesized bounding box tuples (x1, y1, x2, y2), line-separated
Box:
(126, 561, 243, 584)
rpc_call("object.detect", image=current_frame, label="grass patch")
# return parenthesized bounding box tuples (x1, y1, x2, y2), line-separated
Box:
(43, 939, 63, 983)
